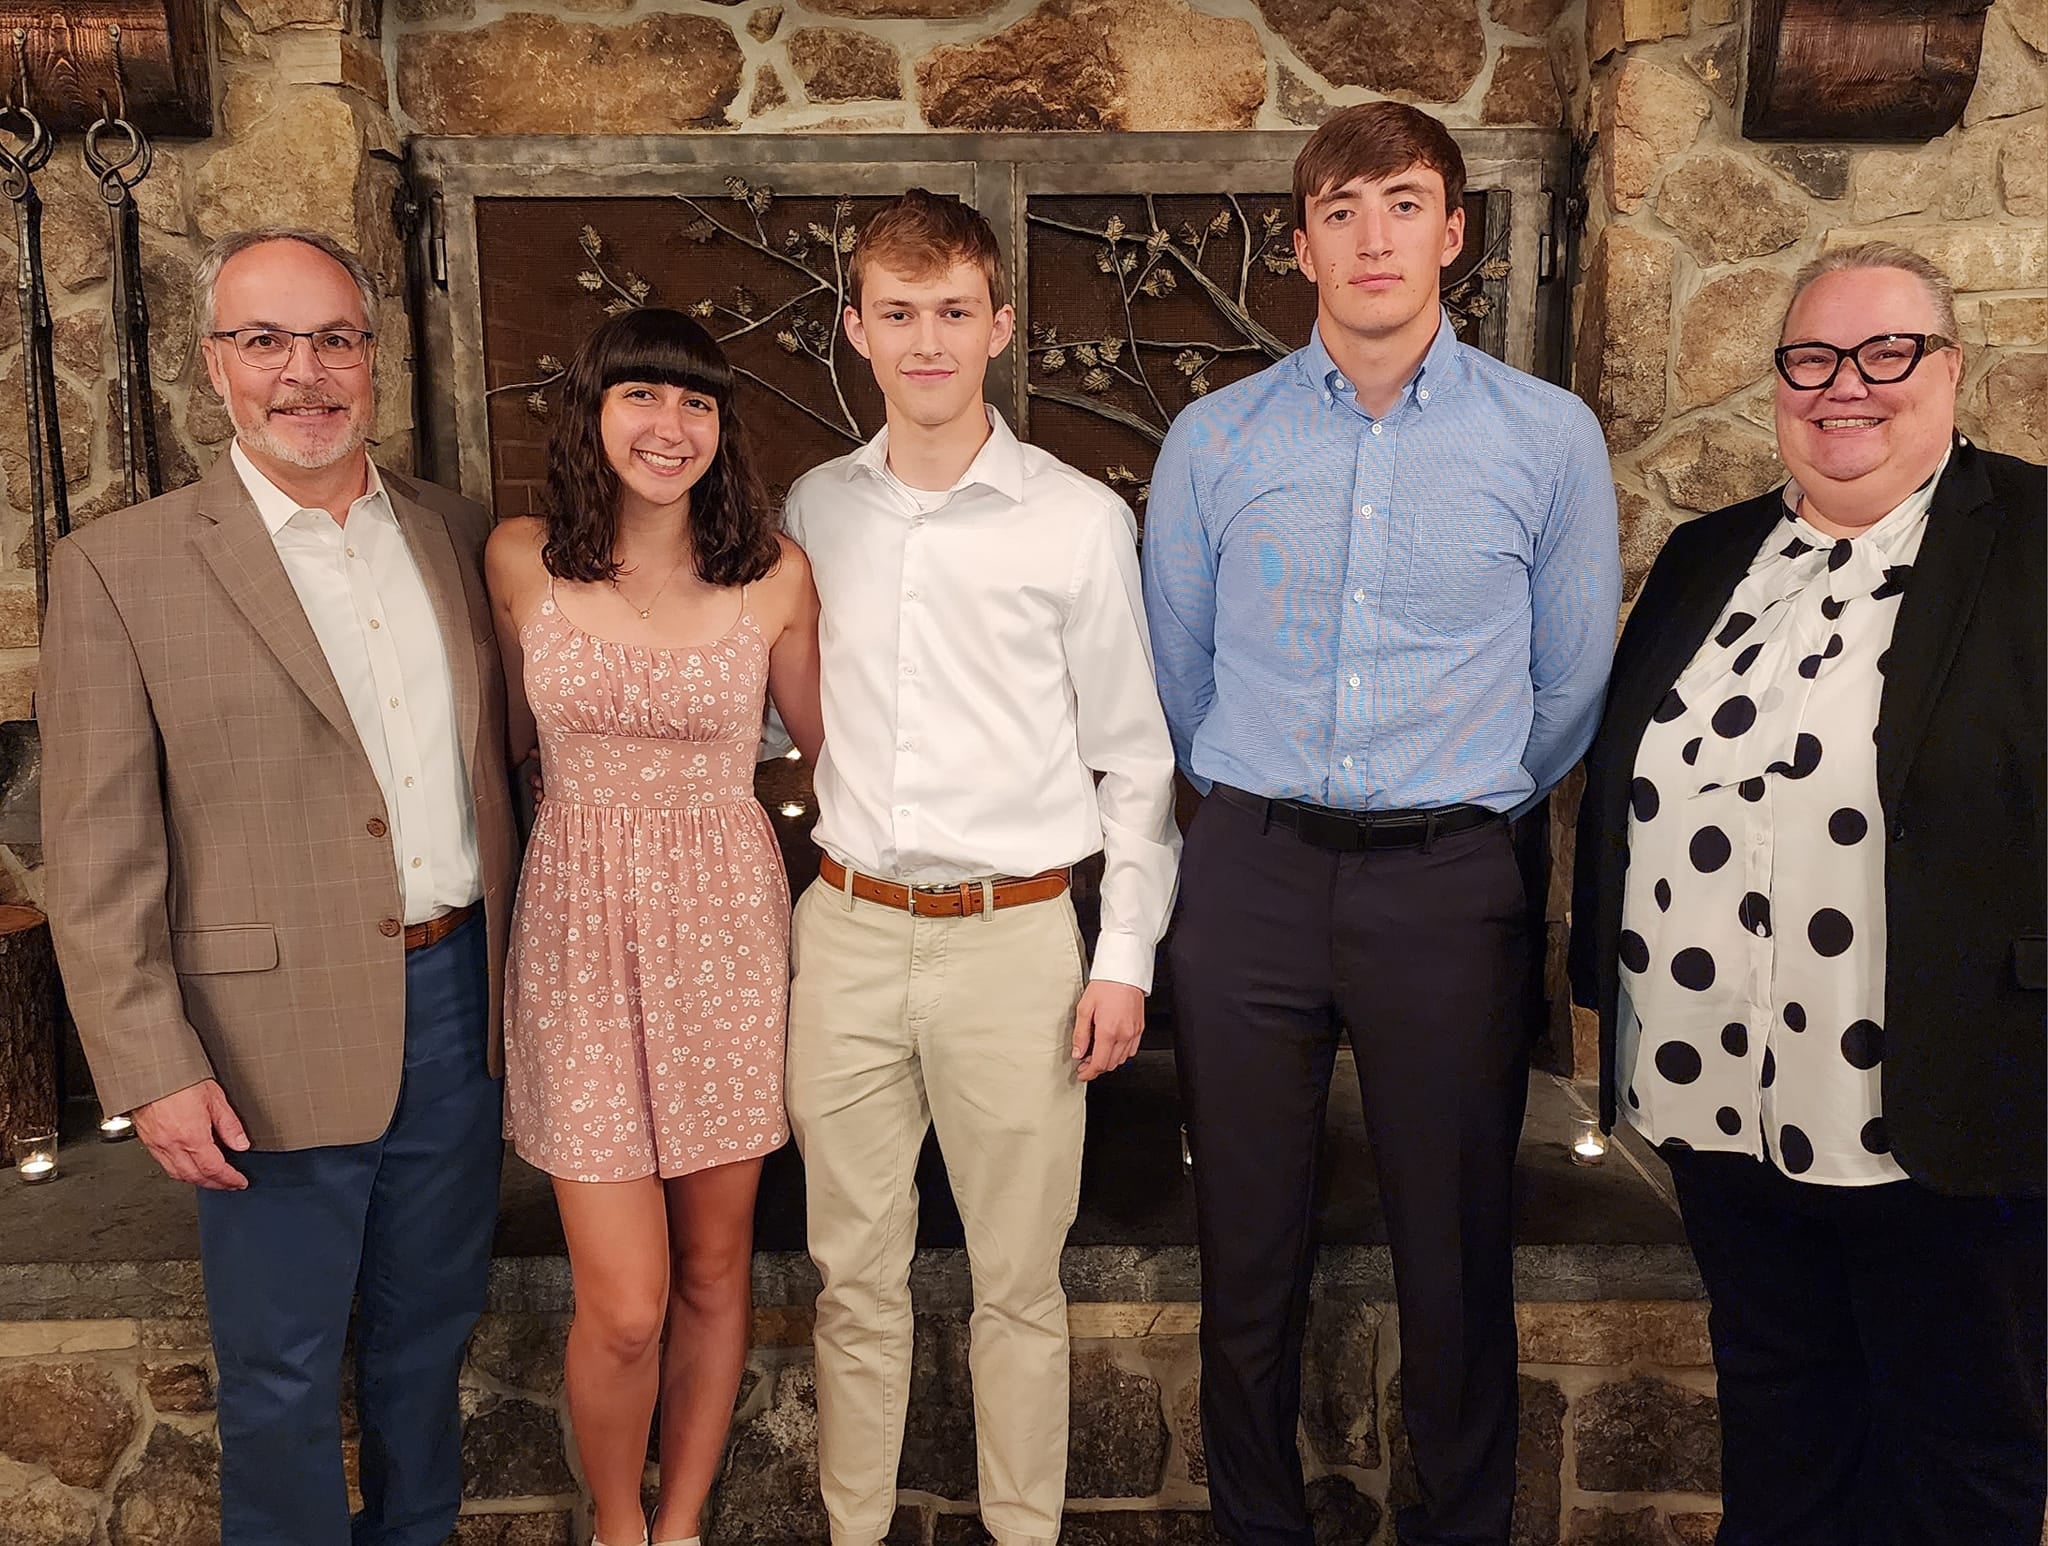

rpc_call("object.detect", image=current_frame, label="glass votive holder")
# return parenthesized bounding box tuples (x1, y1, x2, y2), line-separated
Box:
(13, 1132, 58, 1183)
(1568, 1115, 1608, 1167)
(99, 1112, 136, 1142)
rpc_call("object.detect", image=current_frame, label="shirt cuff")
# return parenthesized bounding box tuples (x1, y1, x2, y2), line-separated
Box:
(1088, 931, 1157, 995)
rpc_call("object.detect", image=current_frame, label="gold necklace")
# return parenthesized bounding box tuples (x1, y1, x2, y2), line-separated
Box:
(610, 557, 687, 620)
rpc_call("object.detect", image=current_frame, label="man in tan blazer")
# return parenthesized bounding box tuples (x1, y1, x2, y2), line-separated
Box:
(39, 227, 518, 1546)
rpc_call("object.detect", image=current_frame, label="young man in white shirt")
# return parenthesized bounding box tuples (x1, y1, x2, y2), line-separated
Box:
(781, 189, 1181, 1546)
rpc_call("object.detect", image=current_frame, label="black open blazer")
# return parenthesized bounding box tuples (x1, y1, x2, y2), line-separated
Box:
(1570, 440, 2045, 1198)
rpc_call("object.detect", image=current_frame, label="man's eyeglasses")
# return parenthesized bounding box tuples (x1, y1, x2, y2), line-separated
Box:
(206, 327, 375, 371)
(1773, 332, 1954, 392)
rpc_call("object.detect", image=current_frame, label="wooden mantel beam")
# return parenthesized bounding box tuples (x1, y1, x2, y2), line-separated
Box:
(1744, 0, 1995, 143)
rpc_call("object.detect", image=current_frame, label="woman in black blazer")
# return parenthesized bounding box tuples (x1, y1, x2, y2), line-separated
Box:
(1570, 243, 2044, 1545)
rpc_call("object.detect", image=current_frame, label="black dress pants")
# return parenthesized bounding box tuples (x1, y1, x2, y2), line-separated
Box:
(1169, 791, 1531, 1546)
(1662, 1146, 2047, 1546)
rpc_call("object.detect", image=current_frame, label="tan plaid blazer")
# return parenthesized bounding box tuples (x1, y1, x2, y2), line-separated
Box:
(38, 453, 519, 1150)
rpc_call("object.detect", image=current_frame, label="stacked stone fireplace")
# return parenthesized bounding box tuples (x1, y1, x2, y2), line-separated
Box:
(0, 0, 2040, 1042)
(0, 0, 2041, 1541)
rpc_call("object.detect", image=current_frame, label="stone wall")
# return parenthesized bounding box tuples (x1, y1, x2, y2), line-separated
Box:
(385, 0, 1572, 139)
(1571, 0, 2045, 605)
(0, 1298, 1723, 1545)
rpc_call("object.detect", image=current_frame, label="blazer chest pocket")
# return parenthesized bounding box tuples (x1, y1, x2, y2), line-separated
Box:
(2013, 935, 2046, 991)
(171, 925, 279, 975)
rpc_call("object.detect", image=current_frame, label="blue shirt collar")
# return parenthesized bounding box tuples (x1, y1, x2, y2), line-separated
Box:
(1296, 308, 1463, 415)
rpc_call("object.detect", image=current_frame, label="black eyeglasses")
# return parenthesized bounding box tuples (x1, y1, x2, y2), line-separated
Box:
(1773, 332, 1954, 391)
(206, 326, 375, 370)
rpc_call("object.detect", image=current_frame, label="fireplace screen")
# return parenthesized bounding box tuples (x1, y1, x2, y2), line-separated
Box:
(409, 131, 1570, 1041)
(412, 132, 1565, 522)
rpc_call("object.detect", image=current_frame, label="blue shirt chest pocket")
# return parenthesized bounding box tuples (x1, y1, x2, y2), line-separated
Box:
(1397, 504, 1531, 638)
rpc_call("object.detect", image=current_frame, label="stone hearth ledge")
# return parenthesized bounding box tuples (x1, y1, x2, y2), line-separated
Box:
(0, 1062, 1700, 1321)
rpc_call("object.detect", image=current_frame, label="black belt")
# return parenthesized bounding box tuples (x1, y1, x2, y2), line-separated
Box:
(1212, 783, 1500, 853)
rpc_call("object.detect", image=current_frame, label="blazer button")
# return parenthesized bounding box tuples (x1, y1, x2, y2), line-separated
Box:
(1892, 821, 1906, 842)
(378, 917, 402, 938)
(366, 817, 388, 838)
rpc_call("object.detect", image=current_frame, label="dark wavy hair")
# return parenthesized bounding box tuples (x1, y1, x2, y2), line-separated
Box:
(541, 307, 778, 587)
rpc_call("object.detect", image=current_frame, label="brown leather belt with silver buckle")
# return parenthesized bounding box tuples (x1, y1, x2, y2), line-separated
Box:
(817, 854, 1070, 918)
(405, 901, 478, 952)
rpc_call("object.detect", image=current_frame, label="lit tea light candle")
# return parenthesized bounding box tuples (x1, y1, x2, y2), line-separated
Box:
(779, 801, 807, 818)
(14, 1133, 57, 1184)
(99, 1114, 136, 1142)
(1568, 1115, 1607, 1166)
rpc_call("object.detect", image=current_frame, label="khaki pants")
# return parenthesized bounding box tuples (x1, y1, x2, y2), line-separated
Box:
(786, 876, 1089, 1546)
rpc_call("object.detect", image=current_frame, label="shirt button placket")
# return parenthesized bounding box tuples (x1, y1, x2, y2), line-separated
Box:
(1744, 806, 1775, 1020)
(894, 528, 925, 854)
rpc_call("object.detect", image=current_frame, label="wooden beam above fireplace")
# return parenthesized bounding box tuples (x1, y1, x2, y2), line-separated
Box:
(0, 0, 211, 136)
(1743, 0, 1994, 143)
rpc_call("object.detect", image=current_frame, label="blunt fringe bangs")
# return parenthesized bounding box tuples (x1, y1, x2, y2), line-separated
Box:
(540, 307, 778, 590)
(1292, 102, 1467, 232)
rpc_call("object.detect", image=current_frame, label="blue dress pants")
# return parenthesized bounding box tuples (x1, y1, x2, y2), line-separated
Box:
(197, 913, 503, 1546)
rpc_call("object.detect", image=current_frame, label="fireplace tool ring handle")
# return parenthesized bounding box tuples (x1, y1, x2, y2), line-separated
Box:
(0, 32, 52, 198)
(84, 27, 151, 198)
(84, 116, 148, 196)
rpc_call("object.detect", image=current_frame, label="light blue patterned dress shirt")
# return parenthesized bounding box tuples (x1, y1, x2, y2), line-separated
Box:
(1140, 312, 1622, 813)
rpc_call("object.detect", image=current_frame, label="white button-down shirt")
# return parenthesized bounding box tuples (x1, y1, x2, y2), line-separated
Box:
(232, 443, 480, 924)
(1617, 458, 1946, 1186)
(784, 409, 1181, 991)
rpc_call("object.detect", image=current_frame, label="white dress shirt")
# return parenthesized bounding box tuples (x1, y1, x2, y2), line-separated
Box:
(232, 442, 480, 924)
(783, 408, 1181, 991)
(1617, 457, 1945, 1185)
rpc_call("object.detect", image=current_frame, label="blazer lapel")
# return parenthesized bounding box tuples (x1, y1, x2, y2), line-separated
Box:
(191, 456, 362, 752)
(1876, 444, 2000, 815)
(384, 472, 484, 781)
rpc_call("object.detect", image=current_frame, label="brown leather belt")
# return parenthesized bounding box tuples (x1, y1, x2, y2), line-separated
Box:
(405, 901, 478, 953)
(817, 855, 1070, 918)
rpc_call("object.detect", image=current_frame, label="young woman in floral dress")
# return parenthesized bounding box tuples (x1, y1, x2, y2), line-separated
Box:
(486, 307, 821, 1546)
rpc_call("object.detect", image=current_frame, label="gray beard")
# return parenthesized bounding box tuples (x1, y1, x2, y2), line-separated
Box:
(231, 401, 372, 470)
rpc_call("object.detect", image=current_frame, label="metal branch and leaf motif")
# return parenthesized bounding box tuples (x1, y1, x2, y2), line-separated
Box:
(1021, 191, 1506, 516)
(1025, 194, 1300, 477)
(473, 186, 1508, 521)
(481, 181, 886, 511)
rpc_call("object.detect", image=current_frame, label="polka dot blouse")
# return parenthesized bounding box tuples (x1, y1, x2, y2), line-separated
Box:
(1616, 458, 1946, 1186)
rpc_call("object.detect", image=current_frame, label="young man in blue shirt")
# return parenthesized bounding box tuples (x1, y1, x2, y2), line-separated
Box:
(1141, 104, 1620, 1546)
